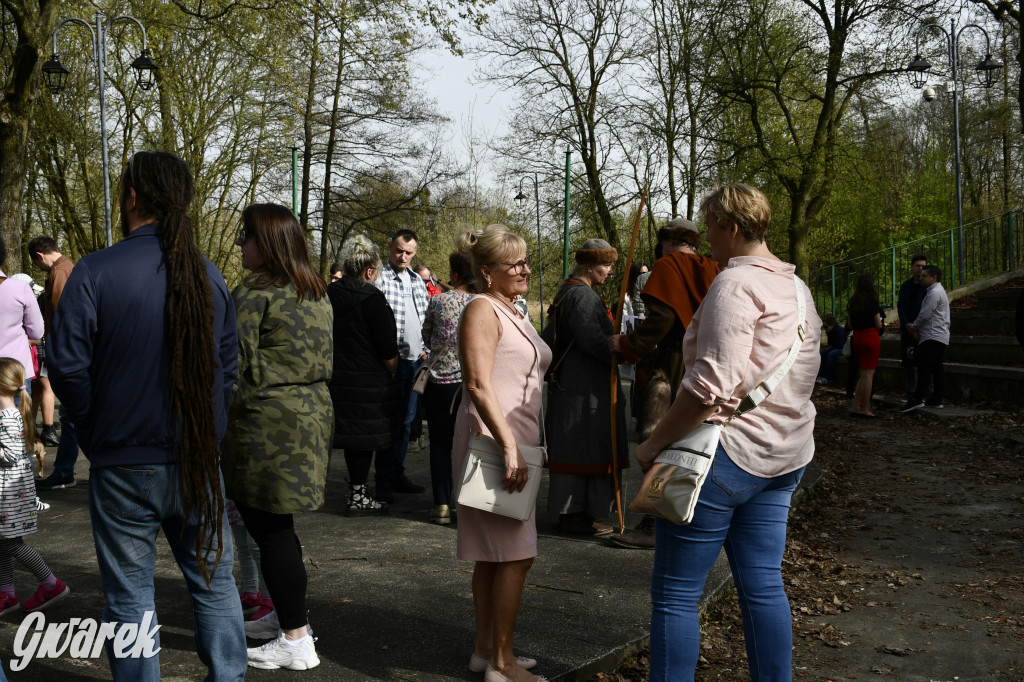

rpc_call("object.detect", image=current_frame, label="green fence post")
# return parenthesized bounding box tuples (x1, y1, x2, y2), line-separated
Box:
(949, 229, 957, 288)
(830, 265, 836, 318)
(890, 247, 896, 310)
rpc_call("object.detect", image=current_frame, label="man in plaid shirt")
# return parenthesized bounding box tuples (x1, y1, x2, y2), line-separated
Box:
(374, 229, 430, 501)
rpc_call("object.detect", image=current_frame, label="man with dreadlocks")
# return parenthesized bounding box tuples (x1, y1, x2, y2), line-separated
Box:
(48, 151, 246, 678)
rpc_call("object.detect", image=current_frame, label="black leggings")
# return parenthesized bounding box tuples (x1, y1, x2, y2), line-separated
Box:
(236, 505, 308, 631)
(344, 450, 374, 486)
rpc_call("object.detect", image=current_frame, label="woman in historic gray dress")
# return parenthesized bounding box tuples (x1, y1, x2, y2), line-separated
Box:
(543, 239, 628, 536)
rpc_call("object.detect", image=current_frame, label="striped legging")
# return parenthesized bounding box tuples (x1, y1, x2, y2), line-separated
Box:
(0, 538, 51, 586)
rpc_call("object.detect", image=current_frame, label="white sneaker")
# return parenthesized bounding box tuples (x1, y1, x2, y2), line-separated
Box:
(243, 609, 280, 639)
(247, 634, 320, 670)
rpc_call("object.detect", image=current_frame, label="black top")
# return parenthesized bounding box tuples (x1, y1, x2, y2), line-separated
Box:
(848, 298, 884, 332)
(327, 276, 401, 450)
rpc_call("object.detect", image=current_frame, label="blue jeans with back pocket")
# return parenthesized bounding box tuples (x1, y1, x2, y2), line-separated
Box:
(88, 464, 246, 681)
(649, 443, 805, 682)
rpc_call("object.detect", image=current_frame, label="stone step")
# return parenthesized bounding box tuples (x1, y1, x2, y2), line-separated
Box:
(880, 335, 1024, 367)
(974, 287, 1023, 312)
(837, 357, 1024, 407)
(949, 311, 1019, 336)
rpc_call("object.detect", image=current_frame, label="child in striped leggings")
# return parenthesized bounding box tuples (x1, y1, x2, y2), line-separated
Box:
(0, 357, 69, 615)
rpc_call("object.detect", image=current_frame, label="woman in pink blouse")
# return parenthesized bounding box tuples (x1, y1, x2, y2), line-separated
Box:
(0, 238, 44, 394)
(634, 184, 821, 681)
(421, 236, 476, 525)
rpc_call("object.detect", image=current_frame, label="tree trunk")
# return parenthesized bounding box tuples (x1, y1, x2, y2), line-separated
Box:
(320, 13, 347, 276)
(299, 6, 322, 234)
(0, 0, 58, 268)
(787, 198, 811, 281)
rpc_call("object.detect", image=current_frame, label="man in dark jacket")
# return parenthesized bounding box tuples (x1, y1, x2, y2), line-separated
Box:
(897, 254, 927, 398)
(48, 152, 245, 679)
(1016, 287, 1024, 353)
(817, 315, 849, 384)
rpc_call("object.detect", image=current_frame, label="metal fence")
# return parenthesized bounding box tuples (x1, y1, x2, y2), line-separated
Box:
(809, 209, 1024, 319)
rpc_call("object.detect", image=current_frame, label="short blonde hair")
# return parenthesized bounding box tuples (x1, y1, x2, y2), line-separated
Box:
(338, 234, 382, 277)
(466, 224, 527, 293)
(699, 183, 772, 243)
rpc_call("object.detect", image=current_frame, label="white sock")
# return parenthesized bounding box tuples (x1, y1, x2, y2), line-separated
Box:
(283, 635, 311, 647)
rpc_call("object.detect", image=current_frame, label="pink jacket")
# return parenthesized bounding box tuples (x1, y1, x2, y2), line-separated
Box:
(0, 270, 44, 379)
(681, 256, 822, 478)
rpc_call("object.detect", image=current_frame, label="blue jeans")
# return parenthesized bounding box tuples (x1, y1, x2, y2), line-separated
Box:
(818, 348, 841, 381)
(89, 464, 246, 681)
(650, 445, 805, 682)
(376, 357, 421, 489)
(50, 404, 80, 480)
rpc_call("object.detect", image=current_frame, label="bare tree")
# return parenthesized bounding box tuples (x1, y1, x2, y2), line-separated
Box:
(477, 0, 640, 251)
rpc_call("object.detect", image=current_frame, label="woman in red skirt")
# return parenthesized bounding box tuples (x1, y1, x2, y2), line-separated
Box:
(846, 275, 884, 417)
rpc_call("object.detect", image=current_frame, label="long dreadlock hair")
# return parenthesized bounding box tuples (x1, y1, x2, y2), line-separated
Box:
(123, 151, 223, 584)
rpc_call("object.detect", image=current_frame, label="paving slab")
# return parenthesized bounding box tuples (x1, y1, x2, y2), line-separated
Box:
(0, 441, 667, 681)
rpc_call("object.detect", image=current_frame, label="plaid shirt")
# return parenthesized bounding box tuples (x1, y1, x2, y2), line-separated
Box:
(375, 261, 430, 360)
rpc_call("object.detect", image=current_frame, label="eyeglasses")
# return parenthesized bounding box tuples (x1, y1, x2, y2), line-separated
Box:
(496, 254, 532, 275)
(236, 224, 251, 243)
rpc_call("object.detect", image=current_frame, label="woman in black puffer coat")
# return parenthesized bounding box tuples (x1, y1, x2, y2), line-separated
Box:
(328, 235, 400, 514)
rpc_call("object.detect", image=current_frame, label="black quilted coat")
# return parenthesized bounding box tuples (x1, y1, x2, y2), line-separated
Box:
(327, 276, 401, 450)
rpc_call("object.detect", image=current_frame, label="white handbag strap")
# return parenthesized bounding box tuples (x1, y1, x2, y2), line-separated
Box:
(729, 274, 806, 421)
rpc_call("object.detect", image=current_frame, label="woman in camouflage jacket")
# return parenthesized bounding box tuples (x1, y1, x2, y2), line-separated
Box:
(222, 203, 333, 670)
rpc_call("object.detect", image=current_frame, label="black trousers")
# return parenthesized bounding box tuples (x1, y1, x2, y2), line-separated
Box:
(423, 381, 462, 506)
(344, 450, 374, 487)
(912, 340, 945, 404)
(236, 504, 308, 631)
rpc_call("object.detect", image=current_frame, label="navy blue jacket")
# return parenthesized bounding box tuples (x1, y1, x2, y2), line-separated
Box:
(897, 277, 925, 331)
(47, 224, 238, 468)
(825, 323, 848, 351)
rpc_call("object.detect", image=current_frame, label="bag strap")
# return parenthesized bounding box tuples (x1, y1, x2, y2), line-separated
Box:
(488, 296, 548, 448)
(729, 274, 807, 421)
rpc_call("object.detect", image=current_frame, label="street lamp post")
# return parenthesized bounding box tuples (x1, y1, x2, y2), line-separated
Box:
(906, 18, 1002, 287)
(292, 144, 300, 217)
(515, 174, 544, 331)
(41, 11, 158, 249)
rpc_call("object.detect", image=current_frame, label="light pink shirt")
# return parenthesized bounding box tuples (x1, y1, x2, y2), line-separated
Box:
(0, 269, 44, 379)
(681, 256, 822, 478)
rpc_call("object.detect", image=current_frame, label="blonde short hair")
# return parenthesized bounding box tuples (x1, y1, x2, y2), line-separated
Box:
(338, 234, 382, 278)
(465, 225, 527, 293)
(699, 183, 772, 243)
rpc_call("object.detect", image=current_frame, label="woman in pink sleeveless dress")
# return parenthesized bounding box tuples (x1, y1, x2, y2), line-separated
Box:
(454, 225, 551, 682)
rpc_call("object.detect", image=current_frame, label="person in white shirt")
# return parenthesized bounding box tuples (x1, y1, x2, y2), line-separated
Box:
(900, 265, 950, 412)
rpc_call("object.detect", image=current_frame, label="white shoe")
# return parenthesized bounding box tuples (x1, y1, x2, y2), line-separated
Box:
(247, 633, 320, 670)
(244, 609, 280, 639)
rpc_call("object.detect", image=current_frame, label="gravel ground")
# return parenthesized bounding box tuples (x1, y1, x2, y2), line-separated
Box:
(597, 392, 1024, 681)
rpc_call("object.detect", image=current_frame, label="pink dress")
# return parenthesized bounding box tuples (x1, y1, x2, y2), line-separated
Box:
(453, 295, 552, 562)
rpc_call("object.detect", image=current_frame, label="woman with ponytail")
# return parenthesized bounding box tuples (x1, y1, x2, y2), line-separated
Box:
(223, 203, 332, 671)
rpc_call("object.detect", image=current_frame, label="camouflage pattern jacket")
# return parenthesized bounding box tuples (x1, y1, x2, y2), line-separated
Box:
(223, 282, 333, 514)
